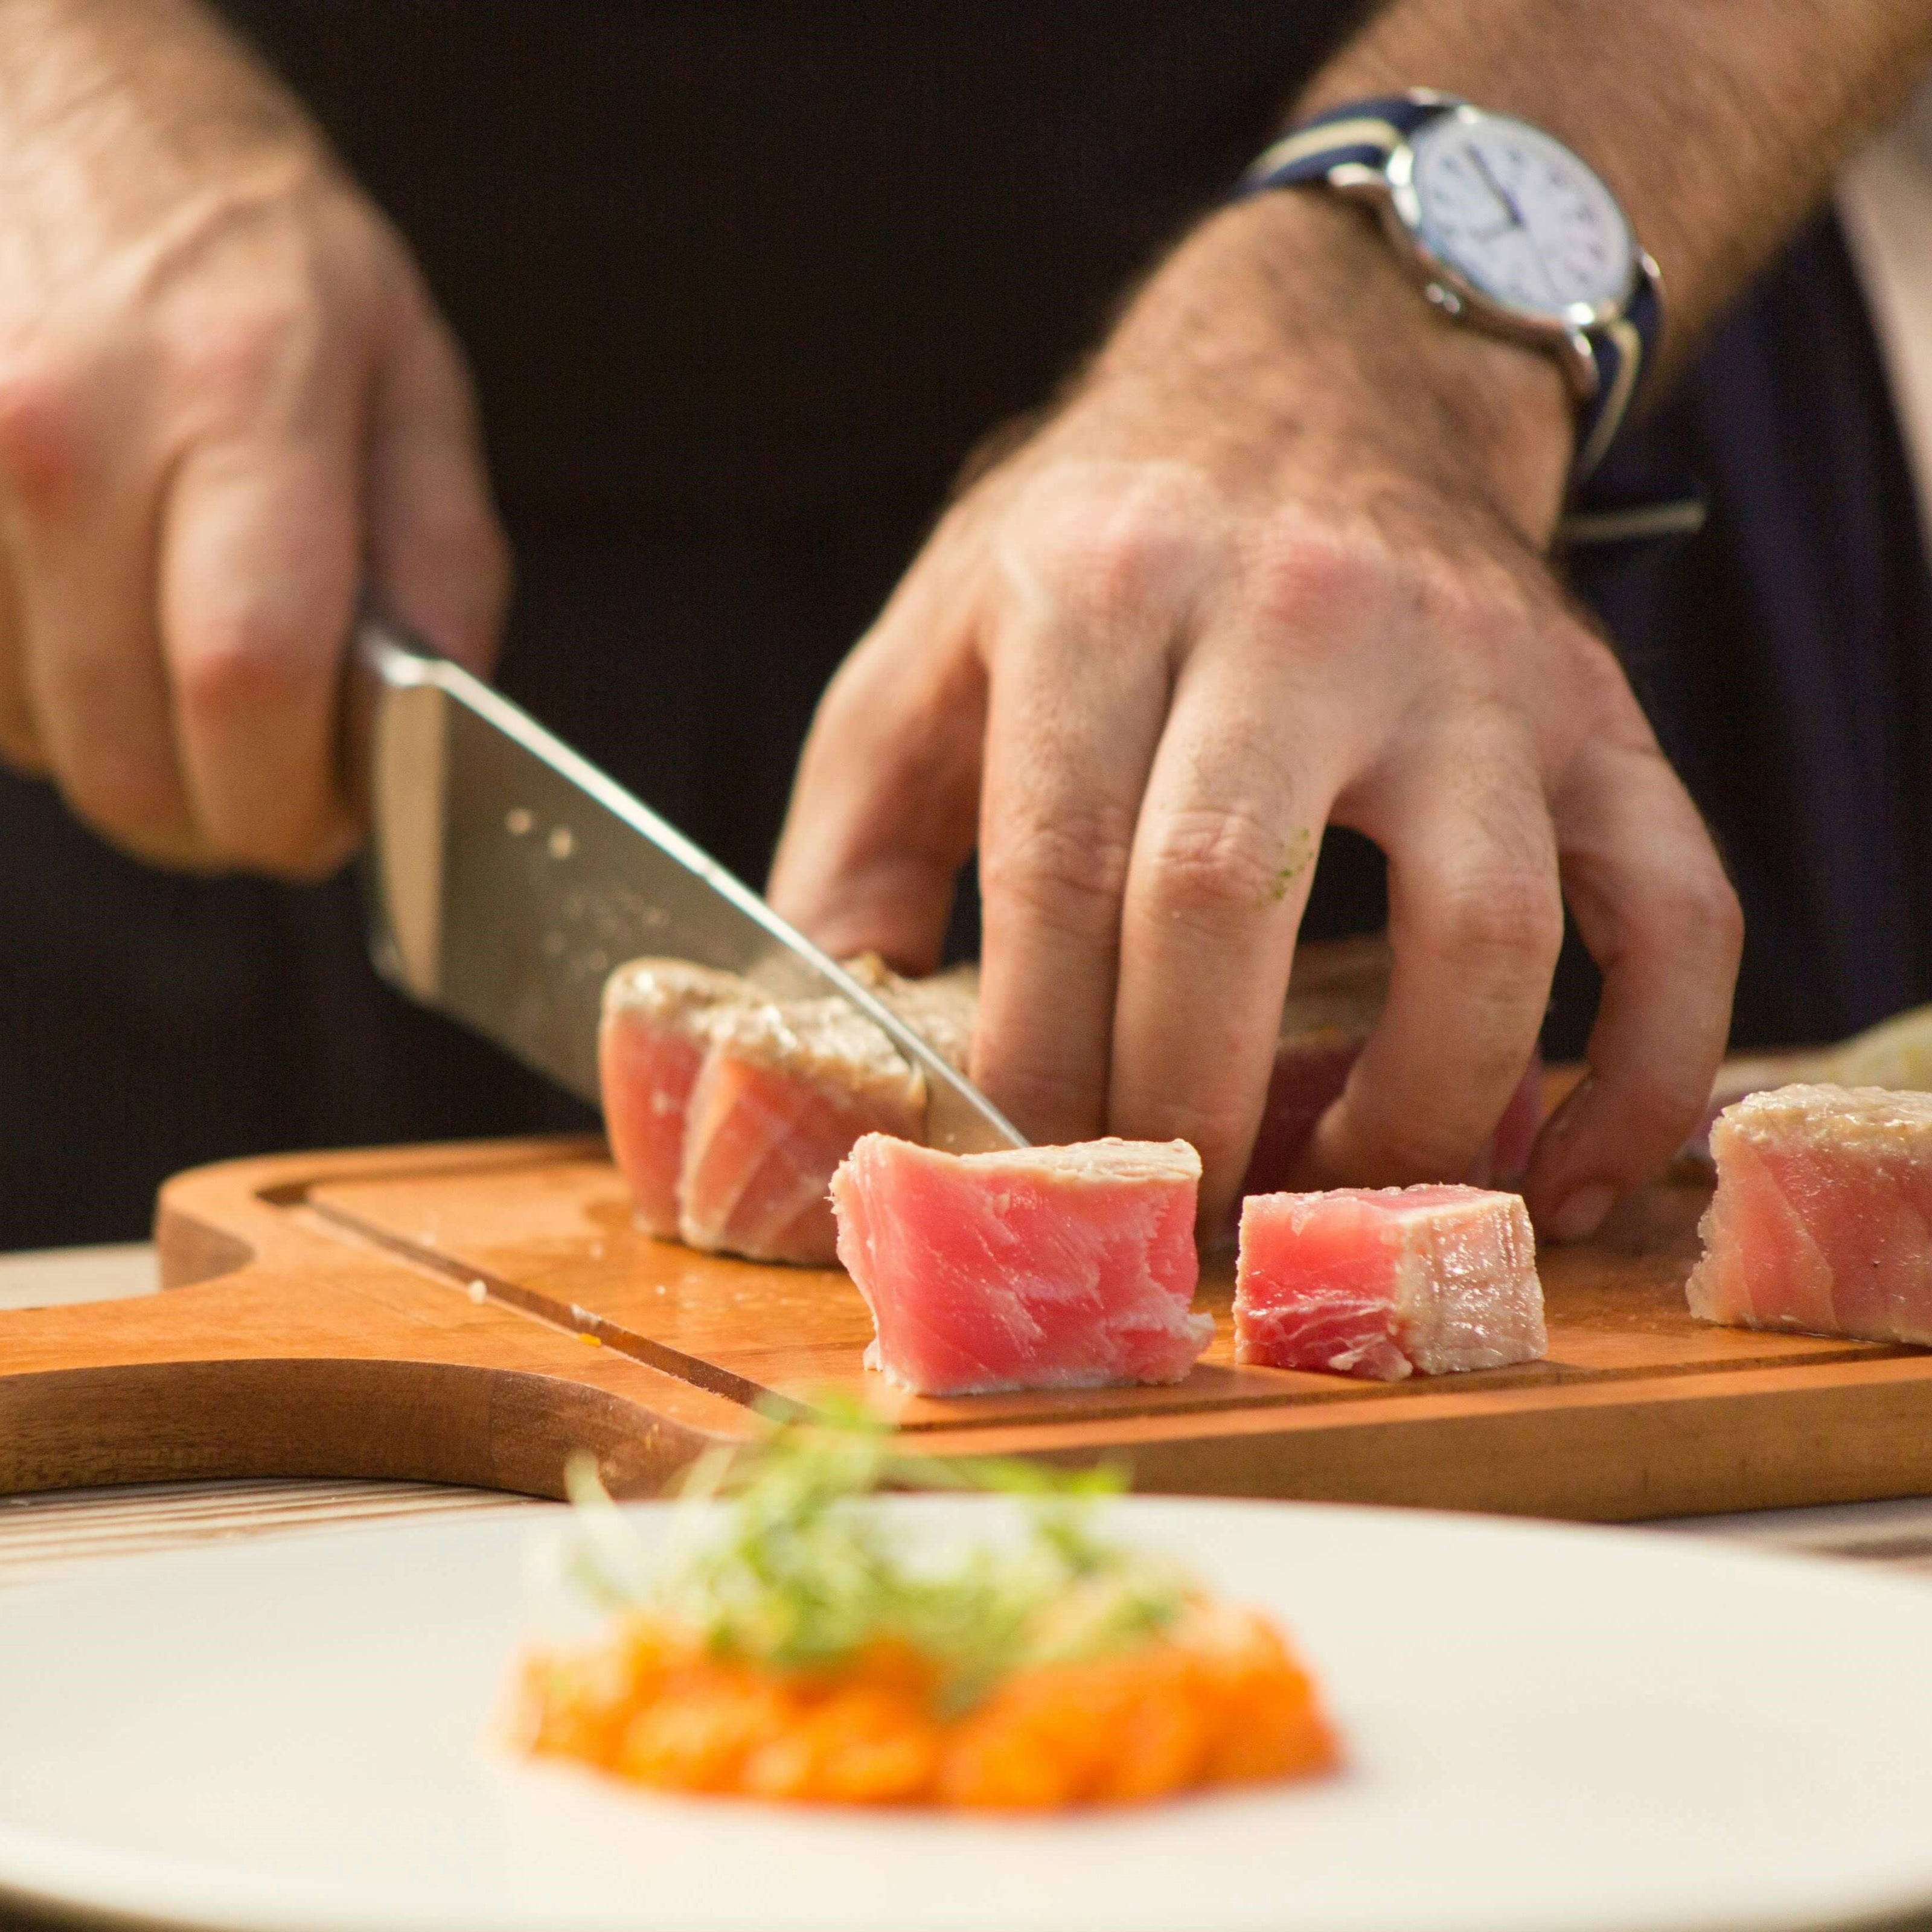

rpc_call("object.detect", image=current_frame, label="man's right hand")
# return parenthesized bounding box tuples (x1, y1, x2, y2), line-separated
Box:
(0, 0, 507, 874)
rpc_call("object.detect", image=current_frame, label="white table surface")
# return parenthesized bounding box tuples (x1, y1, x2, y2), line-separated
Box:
(5, 1242, 1932, 1931)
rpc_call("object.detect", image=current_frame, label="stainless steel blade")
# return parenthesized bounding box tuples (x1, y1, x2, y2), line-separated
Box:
(351, 617, 1023, 1154)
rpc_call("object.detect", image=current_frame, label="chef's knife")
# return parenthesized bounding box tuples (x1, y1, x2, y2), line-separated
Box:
(348, 615, 1024, 1155)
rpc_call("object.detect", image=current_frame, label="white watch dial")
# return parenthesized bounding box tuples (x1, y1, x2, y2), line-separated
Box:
(1407, 110, 1636, 318)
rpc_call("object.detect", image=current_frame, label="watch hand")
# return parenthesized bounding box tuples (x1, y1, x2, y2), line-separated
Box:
(1469, 150, 1526, 229)
(1521, 235, 1563, 304)
(1468, 150, 1567, 304)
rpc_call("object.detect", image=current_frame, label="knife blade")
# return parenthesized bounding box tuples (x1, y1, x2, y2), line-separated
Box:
(348, 615, 1024, 1155)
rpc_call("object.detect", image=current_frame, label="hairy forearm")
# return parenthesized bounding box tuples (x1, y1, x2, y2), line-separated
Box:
(1303, 0, 1932, 371)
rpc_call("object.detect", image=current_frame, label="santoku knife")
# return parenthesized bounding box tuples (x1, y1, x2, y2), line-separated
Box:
(348, 615, 1023, 1155)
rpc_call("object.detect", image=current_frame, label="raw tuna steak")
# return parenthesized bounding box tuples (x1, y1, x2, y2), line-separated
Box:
(831, 1134, 1211, 1395)
(1233, 1184, 1546, 1381)
(599, 961, 758, 1238)
(679, 997, 926, 1265)
(1686, 1084, 1932, 1345)
(600, 955, 971, 1265)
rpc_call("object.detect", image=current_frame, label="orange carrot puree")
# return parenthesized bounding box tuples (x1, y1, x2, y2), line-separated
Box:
(512, 1601, 1336, 1809)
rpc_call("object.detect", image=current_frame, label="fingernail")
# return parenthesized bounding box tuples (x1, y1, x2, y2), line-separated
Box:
(1549, 1181, 1616, 1244)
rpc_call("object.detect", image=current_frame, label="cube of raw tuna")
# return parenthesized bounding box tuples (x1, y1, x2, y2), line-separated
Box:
(831, 1134, 1212, 1396)
(679, 998, 927, 1265)
(600, 955, 973, 1265)
(1686, 1084, 1932, 1345)
(1233, 1184, 1546, 1381)
(599, 961, 759, 1238)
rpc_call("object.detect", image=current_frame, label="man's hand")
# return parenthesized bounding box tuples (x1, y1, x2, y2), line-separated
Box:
(770, 191, 1742, 1236)
(0, 0, 506, 874)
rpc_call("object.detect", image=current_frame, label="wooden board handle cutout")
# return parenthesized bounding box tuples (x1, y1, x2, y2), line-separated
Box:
(0, 1140, 758, 1500)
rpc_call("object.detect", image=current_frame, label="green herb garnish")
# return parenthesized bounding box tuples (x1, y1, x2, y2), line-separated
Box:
(558, 1403, 1193, 1713)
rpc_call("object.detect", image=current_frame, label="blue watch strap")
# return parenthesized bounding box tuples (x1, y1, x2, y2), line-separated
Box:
(1571, 264, 1659, 484)
(1233, 93, 1680, 539)
(1233, 94, 1447, 196)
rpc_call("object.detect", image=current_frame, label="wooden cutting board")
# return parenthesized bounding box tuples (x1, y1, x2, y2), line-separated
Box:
(4, 1134, 1931, 1521)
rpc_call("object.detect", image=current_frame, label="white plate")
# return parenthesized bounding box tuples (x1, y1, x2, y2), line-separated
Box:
(1, 1496, 1930, 1932)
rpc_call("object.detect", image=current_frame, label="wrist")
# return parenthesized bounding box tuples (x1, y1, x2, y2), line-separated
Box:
(1100, 190, 1576, 548)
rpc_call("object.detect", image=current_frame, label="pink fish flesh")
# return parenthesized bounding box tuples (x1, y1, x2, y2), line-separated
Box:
(1686, 1083, 1932, 1345)
(598, 961, 758, 1238)
(1233, 1183, 1546, 1381)
(677, 997, 926, 1265)
(600, 955, 972, 1265)
(831, 1134, 1211, 1395)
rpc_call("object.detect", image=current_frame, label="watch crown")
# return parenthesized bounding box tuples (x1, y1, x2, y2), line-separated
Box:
(1423, 281, 1464, 318)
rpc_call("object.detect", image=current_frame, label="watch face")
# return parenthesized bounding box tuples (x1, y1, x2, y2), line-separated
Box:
(1406, 110, 1636, 318)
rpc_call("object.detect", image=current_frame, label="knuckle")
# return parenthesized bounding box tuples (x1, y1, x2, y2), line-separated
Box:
(173, 289, 320, 422)
(1659, 859, 1744, 968)
(1144, 803, 1291, 926)
(984, 1060, 1107, 1145)
(450, 502, 513, 595)
(173, 604, 320, 726)
(163, 205, 376, 421)
(1610, 1058, 1715, 1153)
(1246, 520, 1392, 635)
(1333, 1086, 1488, 1184)
(62, 744, 184, 838)
(1130, 1089, 1254, 1186)
(1432, 860, 1565, 976)
(1682, 849, 1745, 956)
(1367, 1120, 1473, 1183)
(1562, 627, 1648, 724)
(395, 507, 514, 661)
(239, 815, 354, 883)
(982, 807, 1135, 930)
(1416, 545, 1544, 640)
(801, 649, 878, 755)
(0, 351, 86, 510)
(1712, 872, 1747, 962)
(1021, 479, 1202, 625)
(0, 715, 45, 775)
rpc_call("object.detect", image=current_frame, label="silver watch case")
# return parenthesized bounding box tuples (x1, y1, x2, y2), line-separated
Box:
(1325, 99, 1652, 406)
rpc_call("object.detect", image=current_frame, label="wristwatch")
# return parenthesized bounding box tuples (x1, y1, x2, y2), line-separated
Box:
(1235, 91, 1666, 497)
